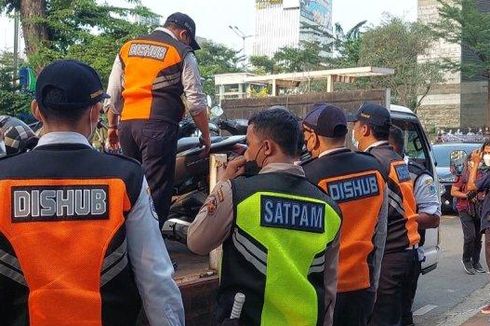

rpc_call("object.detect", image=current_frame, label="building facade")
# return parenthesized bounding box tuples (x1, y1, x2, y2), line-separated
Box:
(417, 0, 489, 130)
(253, 0, 333, 57)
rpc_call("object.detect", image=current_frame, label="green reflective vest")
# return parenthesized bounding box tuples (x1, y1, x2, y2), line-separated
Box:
(218, 172, 342, 326)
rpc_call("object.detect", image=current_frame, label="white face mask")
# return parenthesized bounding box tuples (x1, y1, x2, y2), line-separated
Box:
(483, 154, 490, 167)
(87, 106, 97, 142)
(351, 131, 359, 150)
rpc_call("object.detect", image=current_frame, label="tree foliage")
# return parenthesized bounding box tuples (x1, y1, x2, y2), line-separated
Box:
(431, 0, 490, 80)
(358, 17, 444, 110)
(195, 41, 244, 98)
(0, 52, 32, 116)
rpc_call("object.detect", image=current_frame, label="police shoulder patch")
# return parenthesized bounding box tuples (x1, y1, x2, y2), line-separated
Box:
(395, 164, 411, 182)
(261, 195, 325, 233)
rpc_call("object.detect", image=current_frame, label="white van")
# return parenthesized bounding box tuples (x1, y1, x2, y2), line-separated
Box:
(390, 104, 441, 273)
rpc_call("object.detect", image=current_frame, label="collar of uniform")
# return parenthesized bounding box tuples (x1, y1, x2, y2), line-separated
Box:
(36, 132, 91, 148)
(319, 147, 348, 158)
(364, 140, 389, 152)
(154, 27, 178, 40)
(259, 163, 305, 177)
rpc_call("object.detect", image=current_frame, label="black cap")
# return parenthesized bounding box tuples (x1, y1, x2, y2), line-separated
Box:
(165, 12, 200, 50)
(303, 103, 348, 138)
(347, 102, 391, 127)
(35, 60, 109, 111)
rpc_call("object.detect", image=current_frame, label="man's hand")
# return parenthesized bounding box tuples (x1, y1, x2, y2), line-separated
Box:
(106, 127, 120, 151)
(199, 135, 211, 157)
(220, 156, 246, 182)
(470, 149, 482, 166)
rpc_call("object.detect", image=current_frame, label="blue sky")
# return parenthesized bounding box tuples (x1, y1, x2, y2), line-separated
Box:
(0, 0, 416, 54)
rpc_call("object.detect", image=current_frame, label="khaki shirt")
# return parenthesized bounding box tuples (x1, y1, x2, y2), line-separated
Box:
(187, 163, 340, 326)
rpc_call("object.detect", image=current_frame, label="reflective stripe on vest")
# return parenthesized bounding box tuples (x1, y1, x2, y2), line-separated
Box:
(235, 191, 341, 325)
(389, 162, 420, 247)
(119, 39, 184, 121)
(318, 170, 385, 292)
(0, 178, 130, 326)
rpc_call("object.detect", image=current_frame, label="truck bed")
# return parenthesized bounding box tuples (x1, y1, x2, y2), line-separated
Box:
(168, 241, 219, 325)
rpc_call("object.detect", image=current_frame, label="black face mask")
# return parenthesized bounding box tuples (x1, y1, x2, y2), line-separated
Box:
(244, 144, 265, 176)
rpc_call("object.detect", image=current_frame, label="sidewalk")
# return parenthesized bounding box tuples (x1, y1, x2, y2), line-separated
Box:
(461, 313, 490, 326)
(437, 282, 490, 326)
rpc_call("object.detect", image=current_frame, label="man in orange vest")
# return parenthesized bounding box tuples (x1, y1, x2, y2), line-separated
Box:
(302, 103, 388, 326)
(348, 102, 420, 326)
(0, 60, 184, 325)
(105, 12, 211, 227)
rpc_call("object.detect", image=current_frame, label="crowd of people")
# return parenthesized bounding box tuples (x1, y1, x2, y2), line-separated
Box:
(0, 9, 489, 326)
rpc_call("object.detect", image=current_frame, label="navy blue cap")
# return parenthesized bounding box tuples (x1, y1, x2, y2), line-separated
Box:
(35, 60, 109, 111)
(347, 102, 391, 128)
(165, 12, 200, 50)
(303, 103, 348, 138)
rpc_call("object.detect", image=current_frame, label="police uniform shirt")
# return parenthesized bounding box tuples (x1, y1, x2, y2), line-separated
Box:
(187, 163, 340, 326)
(7, 132, 185, 325)
(413, 173, 441, 217)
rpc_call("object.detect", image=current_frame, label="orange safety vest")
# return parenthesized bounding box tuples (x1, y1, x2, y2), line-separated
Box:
(0, 144, 143, 326)
(303, 149, 387, 292)
(119, 30, 192, 124)
(369, 144, 420, 253)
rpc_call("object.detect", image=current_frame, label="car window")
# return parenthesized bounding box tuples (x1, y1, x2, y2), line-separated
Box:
(432, 147, 452, 167)
(432, 144, 480, 167)
(392, 119, 429, 167)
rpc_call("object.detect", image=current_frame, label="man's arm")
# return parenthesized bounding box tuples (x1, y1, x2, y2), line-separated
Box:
(451, 176, 468, 199)
(322, 232, 340, 326)
(104, 55, 124, 150)
(413, 174, 441, 229)
(371, 184, 388, 291)
(187, 156, 246, 255)
(182, 53, 210, 153)
(187, 180, 234, 255)
(126, 177, 185, 326)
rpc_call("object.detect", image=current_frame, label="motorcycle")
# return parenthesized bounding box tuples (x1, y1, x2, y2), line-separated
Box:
(162, 134, 246, 242)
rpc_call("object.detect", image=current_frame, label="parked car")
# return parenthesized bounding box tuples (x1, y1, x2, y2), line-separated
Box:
(432, 143, 481, 213)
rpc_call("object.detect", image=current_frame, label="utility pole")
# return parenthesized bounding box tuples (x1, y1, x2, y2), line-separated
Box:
(228, 25, 253, 56)
(13, 10, 20, 84)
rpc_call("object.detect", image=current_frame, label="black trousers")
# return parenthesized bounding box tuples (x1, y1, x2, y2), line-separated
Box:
(401, 258, 422, 326)
(459, 211, 483, 264)
(369, 250, 419, 326)
(333, 289, 376, 326)
(119, 120, 178, 227)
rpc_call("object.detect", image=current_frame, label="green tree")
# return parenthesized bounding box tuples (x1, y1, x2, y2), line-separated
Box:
(1, 0, 157, 76)
(430, 0, 490, 122)
(194, 41, 244, 98)
(249, 41, 327, 74)
(358, 17, 444, 110)
(327, 21, 367, 67)
(0, 52, 32, 116)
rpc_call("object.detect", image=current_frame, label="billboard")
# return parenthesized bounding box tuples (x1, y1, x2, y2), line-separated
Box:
(256, 0, 283, 9)
(300, 0, 332, 32)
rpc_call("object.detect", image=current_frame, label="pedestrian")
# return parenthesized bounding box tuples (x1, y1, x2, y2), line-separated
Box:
(187, 107, 342, 326)
(301, 103, 388, 326)
(348, 102, 420, 326)
(105, 12, 211, 227)
(451, 155, 486, 275)
(466, 141, 490, 314)
(389, 126, 442, 326)
(0, 60, 184, 326)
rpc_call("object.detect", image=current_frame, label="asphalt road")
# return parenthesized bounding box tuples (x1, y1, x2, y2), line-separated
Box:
(413, 215, 489, 325)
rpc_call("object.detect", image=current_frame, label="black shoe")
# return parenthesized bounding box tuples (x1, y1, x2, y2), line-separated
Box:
(462, 260, 476, 275)
(473, 262, 487, 273)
